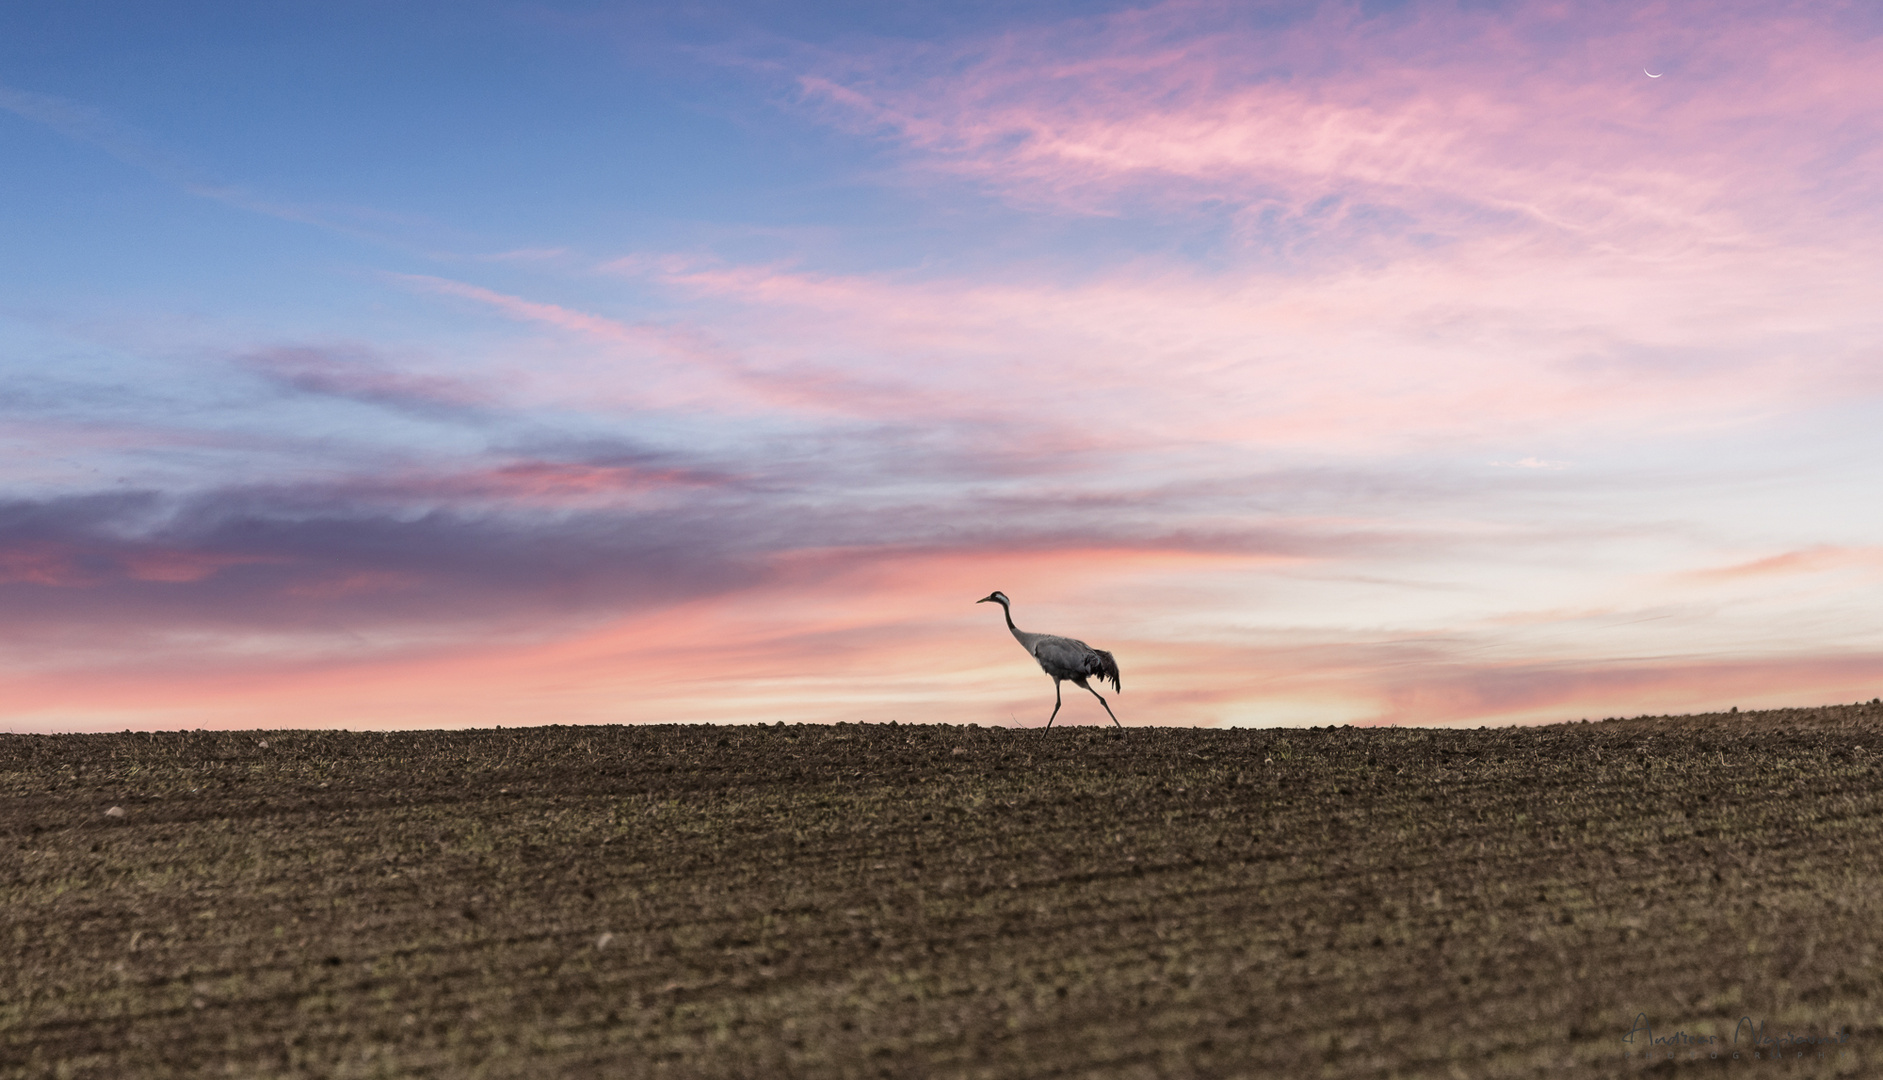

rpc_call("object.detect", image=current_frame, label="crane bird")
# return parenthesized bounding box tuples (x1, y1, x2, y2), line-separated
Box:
(977, 591, 1122, 728)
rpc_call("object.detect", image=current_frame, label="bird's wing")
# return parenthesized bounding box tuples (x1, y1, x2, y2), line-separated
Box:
(1029, 636, 1120, 691)
(1027, 635, 1091, 674)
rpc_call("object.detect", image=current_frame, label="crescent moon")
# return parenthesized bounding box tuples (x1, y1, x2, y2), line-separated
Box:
(1645, 69, 1663, 77)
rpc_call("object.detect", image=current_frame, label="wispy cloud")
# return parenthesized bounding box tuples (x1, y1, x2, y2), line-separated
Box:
(0, 487, 764, 655)
(0, 81, 447, 245)
(783, 1, 1883, 249)
(397, 271, 998, 420)
(241, 345, 492, 419)
(0, 82, 199, 183)
(587, 245, 1874, 457)
(1679, 546, 1883, 583)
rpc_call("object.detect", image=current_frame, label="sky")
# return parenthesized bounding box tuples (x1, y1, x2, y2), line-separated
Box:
(4, 0, 1882, 732)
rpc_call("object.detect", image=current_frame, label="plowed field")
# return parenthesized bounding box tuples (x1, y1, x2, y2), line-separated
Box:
(6, 706, 1881, 1078)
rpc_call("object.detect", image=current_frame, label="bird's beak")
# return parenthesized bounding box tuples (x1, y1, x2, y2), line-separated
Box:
(976, 595, 994, 604)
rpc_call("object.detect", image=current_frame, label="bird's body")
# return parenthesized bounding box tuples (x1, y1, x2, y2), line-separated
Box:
(977, 591, 1121, 727)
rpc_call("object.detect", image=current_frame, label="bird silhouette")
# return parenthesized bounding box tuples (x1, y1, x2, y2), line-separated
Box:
(977, 591, 1122, 727)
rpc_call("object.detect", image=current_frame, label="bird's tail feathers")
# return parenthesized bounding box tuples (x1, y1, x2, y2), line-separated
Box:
(1093, 649, 1121, 693)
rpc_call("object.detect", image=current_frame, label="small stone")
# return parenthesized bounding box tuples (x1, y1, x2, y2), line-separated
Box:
(257, 740, 268, 749)
(596, 932, 615, 950)
(105, 806, 125, 818)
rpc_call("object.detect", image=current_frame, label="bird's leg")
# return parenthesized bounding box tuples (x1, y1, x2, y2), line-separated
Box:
(1046, 680, 1063, 728)
(1084, 684, 1121, 728)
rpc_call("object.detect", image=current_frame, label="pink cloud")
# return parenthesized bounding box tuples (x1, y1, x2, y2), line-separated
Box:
(0, 542, 91, 587)
(1681, 546, 1883, 583)
(476, 461, 724, 498)
(320, 459, 743, 510)
(322, 459, 738, 506)
(398, 271, 991, 421)
(121, 549, 282, 584)
(792, 1, 1883, 248)
(244, 345, 490, 415)
(408, 0, 1883, 461)
(281, 570, 416, 599)
(0, 540, 280, 588)
(0, 544, 1237, 730)
(589, 245, 1872, 459)
(9, 536, 1879, 732)
(399, 275, 644, 342)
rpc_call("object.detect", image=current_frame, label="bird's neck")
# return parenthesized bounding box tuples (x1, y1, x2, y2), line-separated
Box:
(1000, 605, 1036, 650)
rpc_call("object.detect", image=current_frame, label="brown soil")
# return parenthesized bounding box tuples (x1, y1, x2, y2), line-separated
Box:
(5, 705, 1881, 1078)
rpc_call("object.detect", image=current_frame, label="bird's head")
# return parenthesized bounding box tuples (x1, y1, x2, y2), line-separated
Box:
(976, 591, 1010, 607)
